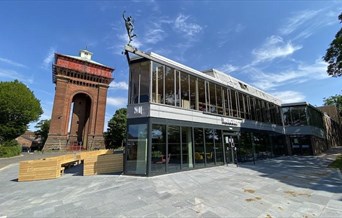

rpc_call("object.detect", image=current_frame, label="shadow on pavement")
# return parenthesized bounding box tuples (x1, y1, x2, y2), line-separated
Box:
(238, 146, 342, 194)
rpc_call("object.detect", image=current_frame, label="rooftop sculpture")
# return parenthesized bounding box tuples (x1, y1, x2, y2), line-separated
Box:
(123, 11, 136, 44)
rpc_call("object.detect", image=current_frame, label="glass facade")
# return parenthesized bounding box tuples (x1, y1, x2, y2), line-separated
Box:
(125, 57, 291, 176)
(281, 104, 326, 156)
(130, 59, 282, 125)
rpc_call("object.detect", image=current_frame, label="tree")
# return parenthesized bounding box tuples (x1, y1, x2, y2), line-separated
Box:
(323, 13, 342, 77)
(323, 94, 342, 111)
(34, 119, 50, 146)
(104, 108, 127, 149)
(0, 80, 43, 141)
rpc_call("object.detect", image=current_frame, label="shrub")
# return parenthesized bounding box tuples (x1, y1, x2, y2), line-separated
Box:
(329, 154, 342, 170)
(0, 140, 21, 158)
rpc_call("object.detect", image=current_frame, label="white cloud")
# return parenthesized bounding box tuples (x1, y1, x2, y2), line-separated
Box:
(271, 91, 306, 104)
(279, 10, 320, 35)
(174, 14, 202, 37)
(42, 47, 56, 69)
(249, 58, 329, 91)
(252, 35, 302, 64)
(110, 81, 129, 90)
(0, 68, 33, 84)
(107, 97, 127, 107)
(218, 64, 238, 73)
(279, 8, 340, 41)
(145, 29, 165, 44)
(0, 57, 27, 68)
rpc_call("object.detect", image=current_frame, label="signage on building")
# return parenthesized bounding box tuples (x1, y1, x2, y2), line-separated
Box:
(221, 117, 239, 126)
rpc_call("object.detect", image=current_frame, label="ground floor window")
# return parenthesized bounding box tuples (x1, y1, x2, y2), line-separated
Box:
(125, 124, 148, 175)
(125, 119, 287, 176)
(290, 135, 312, 155)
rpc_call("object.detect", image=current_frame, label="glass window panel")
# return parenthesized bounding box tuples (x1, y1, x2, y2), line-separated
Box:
(239, 92, 246, 119)
(231, 89, 238, 117)
(139, 61, 150, 103)
(253, 132, 272, 160)
(213, 129, 224, 165)
(238, 132, 254, 162)
(190, 75, 197, 110)
(194, 128, 205, 168)
(125, 124, 148, 175)
(165, 67, 175, 106)
(205, 129, 215, 166)
(129, 63, 139, 104)
(182, 126, 194, 169)
(175, 70, 180, 107)
(209, 83, 217, 113)
(198, 78, 206, 111)
(250, 97, 256, 121)
(151, 124, 166, 175)
(152, 62, 164, 104)
(217, 86, 223, 115)
(282, 107, 291, 126)
(181, 73, 190, 109)
(168, 126, 181, 173)
(226, 89, 233, 116)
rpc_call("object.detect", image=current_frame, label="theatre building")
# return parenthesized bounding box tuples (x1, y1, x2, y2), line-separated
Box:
(124, 46, 287, 176)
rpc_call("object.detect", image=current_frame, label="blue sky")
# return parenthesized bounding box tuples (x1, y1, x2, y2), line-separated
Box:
(0, 0, 341, 131)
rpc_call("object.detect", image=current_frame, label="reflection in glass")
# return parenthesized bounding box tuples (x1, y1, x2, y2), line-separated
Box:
(165, 67, 175, 106)
(205, 129, 215, 166)
(214, 129, 224, 165)
(190, 75, 197, 110)
(198, 79, 205, 111)
(168, 126, 181, 173)
(151, 124, 166, 175)
(125, 124, 148, 175)
(152, 62, 164, 104)
(194, 128, 205, 168)
(181, 73, 190, 109)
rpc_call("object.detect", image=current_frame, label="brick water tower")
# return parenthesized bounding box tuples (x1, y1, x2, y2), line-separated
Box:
(44, 50, 114, 150)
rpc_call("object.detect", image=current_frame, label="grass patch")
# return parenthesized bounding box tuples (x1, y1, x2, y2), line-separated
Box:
(329, 154, 342, 170)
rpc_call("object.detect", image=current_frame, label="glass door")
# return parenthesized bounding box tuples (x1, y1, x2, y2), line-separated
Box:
(223, 134, 239, 164)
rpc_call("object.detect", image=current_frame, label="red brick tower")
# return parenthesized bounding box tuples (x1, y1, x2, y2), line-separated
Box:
(44, 50, 114, 150)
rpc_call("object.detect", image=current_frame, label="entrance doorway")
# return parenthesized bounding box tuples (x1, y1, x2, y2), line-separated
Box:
(223, 134, 239, 164)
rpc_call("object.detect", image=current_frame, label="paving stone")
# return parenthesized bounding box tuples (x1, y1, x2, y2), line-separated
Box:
(1, 152, 342, 217)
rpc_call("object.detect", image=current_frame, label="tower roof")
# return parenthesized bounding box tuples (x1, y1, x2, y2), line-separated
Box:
(54, 51, 114, 79)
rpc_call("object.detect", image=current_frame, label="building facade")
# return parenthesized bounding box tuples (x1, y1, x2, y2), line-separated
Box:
(281, 102, 328, 155)
(44, 50, 114, 151)
(124, 46, 287, 176)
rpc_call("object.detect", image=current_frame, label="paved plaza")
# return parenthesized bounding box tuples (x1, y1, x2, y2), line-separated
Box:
(0, 148, 341, 217)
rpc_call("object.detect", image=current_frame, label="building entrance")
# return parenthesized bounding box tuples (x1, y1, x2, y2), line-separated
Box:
(223, 133, 239, 164)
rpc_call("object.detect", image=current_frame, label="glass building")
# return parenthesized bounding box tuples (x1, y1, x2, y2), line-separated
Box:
(124, 46, 287, 176)
(281, 102, 327, 155)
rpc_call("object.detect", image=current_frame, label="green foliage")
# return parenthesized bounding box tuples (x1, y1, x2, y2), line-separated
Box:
(323, 13, 342, 77)
(104, 108, 127, 149)
(34, 119, 50, 145)
(0, 80, 43, 141)
(328, 154, 342, 170)
(323, 94, 342, 111)
(0, 140, 21, 158)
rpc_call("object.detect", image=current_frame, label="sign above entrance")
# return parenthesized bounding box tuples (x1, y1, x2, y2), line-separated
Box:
(221, 117, 240, 126)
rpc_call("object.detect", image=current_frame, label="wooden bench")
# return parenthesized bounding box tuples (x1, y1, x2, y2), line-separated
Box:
(18, 149, 121, 181)
(76, 149, 112, 161)
(83, 153, 123, 176)
(18, 159, 62, 182)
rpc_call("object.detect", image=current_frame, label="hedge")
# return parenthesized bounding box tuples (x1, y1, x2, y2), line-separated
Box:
(0, 140, 21, 158)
